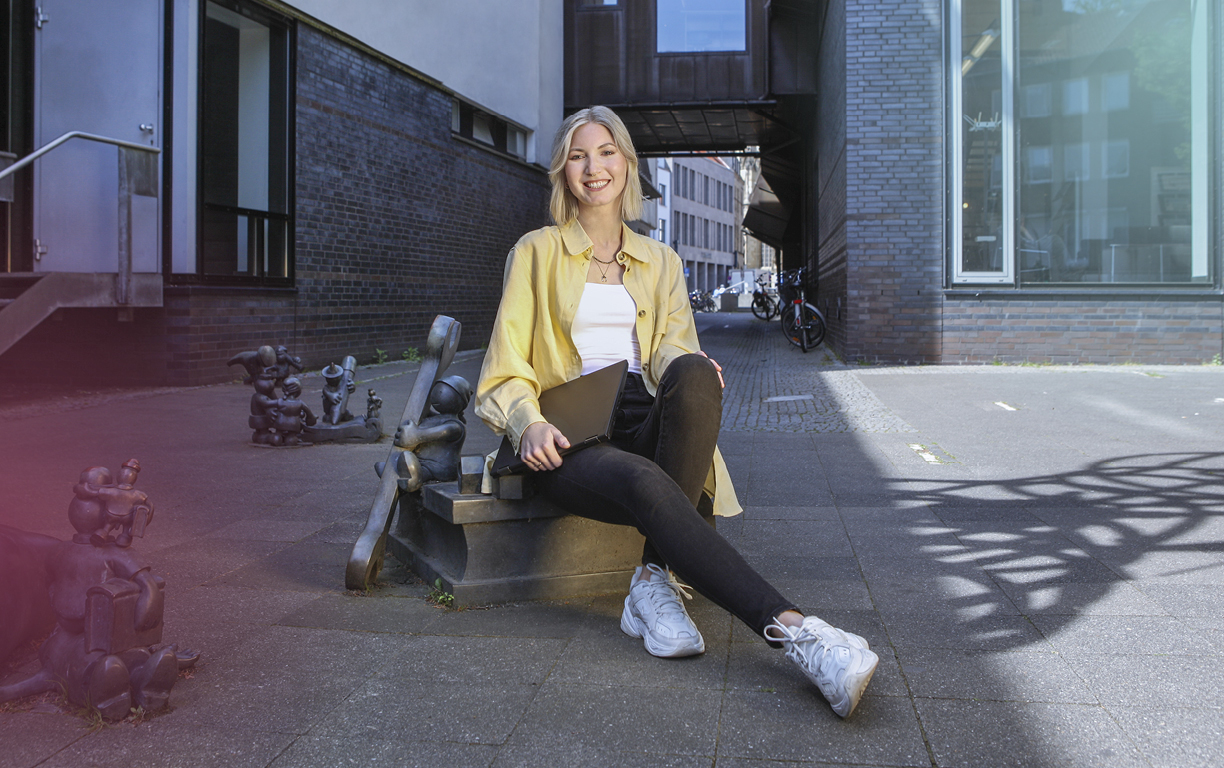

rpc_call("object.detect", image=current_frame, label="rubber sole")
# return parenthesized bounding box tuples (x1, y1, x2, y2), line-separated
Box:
(620, 597, 705, 658)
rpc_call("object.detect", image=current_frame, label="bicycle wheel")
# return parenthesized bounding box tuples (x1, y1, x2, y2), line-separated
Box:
(751, 294, 770, 320)
(780, 305, 804, 349)
(800, 303, 827, 349)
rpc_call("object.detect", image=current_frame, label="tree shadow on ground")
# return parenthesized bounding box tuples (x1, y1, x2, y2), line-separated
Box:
(889, 451, 1224, 647)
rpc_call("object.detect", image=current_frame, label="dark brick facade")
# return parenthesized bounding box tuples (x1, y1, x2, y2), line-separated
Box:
(164, 23, 551, 385)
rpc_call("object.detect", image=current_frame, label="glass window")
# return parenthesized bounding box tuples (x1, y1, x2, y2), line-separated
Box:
(1102, 71, 1130, 112)
(1064, 142, 1089, 181)
(1021, 83, 1051, 118)
(199, 0, 292, 282)
(1062, 77, 1089, 115)
(952, 0, 1211, 285)
(657, 0, 747, 53)
(1102, 139, 1129, 179)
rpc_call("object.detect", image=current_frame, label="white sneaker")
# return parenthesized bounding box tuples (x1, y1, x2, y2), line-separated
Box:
(620, 563, 706, 658)
(765, 616, 878, 717)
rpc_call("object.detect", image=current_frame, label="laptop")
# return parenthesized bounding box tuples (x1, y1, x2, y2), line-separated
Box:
(490, 360, 629, 477)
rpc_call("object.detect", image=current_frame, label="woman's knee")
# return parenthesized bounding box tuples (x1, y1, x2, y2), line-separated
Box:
(661, 354, 721, 396)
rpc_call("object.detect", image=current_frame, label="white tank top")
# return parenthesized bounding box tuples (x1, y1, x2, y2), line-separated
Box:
(572, 283, 642, 376)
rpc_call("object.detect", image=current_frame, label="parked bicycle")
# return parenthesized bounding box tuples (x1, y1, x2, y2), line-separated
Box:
(689, 290, 717, 313)
(750, 275, 779, 320)
(777, 268, 827, 352)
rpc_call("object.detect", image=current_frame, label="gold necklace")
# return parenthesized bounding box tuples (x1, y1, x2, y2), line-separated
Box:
(591, 253, 617, 283)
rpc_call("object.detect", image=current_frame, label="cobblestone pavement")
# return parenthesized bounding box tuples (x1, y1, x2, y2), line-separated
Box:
(696, 312, 917, 433)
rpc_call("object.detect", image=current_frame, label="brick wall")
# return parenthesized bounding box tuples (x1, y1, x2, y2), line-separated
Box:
(842, 0, 945, 363)
(167, 24, 551, 385)
(943, 298, 1224, 364)
(814, 0, 848, 352)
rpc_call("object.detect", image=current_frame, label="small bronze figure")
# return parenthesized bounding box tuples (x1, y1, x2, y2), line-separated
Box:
(320, 356, 358, 425)
(248, 375, 281, 445)
(393, 375, 472, 485)
(367, 389, 383, 422)
(273, 377, 317, 446)
(0, 463, 198, 720)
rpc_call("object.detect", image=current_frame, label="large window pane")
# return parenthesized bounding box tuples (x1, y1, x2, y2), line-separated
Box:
(199, 0, 291, 280)
(953, 0, 1211, 286)
(1017, 0, 1206, 284)
(657, 0, 746, 53)
(954, 0, 1009, 278)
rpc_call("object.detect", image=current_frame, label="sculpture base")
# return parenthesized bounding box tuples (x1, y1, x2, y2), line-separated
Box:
(302, 417, 382, 444)
(387, 483, 648, 607)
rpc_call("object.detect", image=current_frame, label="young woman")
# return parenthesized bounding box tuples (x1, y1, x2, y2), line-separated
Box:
(475, 107, 878, 718)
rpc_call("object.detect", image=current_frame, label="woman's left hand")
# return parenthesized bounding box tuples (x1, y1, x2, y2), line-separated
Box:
(696, 351, 724, 389)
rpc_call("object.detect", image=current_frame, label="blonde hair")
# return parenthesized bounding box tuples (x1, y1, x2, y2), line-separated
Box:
(548, 106, 644, 226)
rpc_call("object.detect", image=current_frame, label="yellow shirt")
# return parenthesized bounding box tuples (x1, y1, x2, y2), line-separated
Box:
(475, 218, 742, 517)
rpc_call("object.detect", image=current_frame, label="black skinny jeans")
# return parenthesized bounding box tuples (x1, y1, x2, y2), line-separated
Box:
(533, 354, 798, 638)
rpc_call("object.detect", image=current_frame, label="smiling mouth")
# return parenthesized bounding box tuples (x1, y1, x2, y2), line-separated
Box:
(584, 179, 611, 190)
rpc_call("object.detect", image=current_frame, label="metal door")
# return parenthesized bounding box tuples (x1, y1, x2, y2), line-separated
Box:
(34, 0, 161, 273)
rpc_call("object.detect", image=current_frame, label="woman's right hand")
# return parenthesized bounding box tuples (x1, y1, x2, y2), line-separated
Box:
(520, 421, 571, 471)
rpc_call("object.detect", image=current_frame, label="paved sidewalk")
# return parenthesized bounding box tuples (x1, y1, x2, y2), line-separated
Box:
(2, 311, 1223, 767)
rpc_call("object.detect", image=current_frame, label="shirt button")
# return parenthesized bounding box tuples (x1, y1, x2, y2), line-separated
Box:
(637, 310, 646, 317)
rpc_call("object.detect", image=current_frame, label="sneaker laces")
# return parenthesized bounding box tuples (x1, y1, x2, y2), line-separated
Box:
(638, 563, 694, 620)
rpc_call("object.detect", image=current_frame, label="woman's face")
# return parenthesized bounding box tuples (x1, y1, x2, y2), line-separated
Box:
(564, 122, 627, 214)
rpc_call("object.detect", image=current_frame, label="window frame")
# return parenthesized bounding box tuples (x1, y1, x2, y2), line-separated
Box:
(947, 0, 1218, 290)
(188, 0, 296, 287)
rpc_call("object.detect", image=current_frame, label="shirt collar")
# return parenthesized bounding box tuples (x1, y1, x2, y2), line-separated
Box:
(559, 218, 650, 263)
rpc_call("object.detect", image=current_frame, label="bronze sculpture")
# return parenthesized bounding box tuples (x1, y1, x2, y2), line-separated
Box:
(272, 377, 317, 446)
(347, 315, 461, 590)
(0, 462, 198, 720)
(393, 375, 471, 485)
(303, 357, 381, 444)
(320, 357, 358, 425)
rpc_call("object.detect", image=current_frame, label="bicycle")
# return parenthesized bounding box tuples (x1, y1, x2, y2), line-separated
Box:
(750, 275, 779, 320)
(777, 268, 827, 352)
(689, 290, 717, 313)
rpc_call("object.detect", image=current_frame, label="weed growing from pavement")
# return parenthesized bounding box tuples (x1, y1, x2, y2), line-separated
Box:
(402, 347, 421, 363)
(427, 578, 456, 609)
(1211, 354, 1222, 366)
(373, 348, 389, 364)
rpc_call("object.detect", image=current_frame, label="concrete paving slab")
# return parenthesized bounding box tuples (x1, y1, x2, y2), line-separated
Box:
(1031, 614, 1219, 655)
(1060, 653, 1224, 708)
(0, 712, 86, 768)
(994, 581, 1165, 617)
(33, 721, 297, 768)
(377, 635, 567, 685)
(1106, 706, 1224, 768)
(277, 592, 442, 634)
(505, 683, 722, 756)
(269, 735, 498, 768)
(204, 519, 330, 542)
(309, 677, 539, 745)
(492, 744, 711, 767)
(548, 633, 729, 690)
(897, 647, 1100, 703)
(717, 690, 929, 766)
(420, 599, 596, 638)
(882, 611, 1047, 651)
(914, 698, 1149, 768)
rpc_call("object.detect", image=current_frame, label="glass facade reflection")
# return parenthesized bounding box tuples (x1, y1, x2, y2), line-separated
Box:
(952, 0, 1211, 285)
(657, 0, 746, 53)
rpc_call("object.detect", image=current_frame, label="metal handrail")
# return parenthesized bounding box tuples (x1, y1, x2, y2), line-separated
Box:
(0, 131, 159, 180)
(0, 131, 161, 305)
